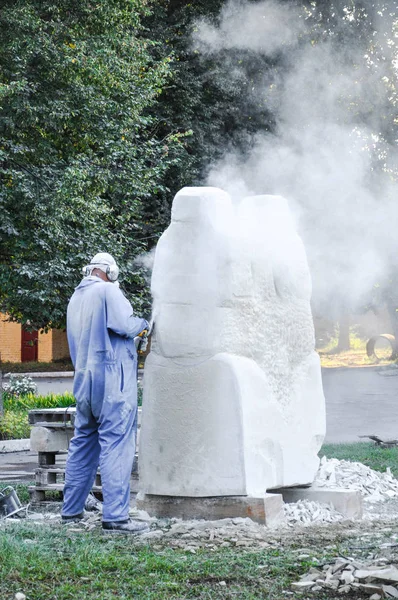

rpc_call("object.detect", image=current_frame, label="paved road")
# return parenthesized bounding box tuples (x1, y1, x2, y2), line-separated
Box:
(323, 366, 398, 444)
(0, 450, 39, 481)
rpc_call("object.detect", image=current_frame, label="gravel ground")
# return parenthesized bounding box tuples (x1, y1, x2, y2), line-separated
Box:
(3, 458, 398, 557)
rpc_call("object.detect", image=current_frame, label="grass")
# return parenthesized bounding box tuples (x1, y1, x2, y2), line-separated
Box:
(0, 392, 75, 440)
(3, 392, 75, 411)
(321, 441, 398, 477)
(0, 523, 332, 600)
(1, 442, 396, 598)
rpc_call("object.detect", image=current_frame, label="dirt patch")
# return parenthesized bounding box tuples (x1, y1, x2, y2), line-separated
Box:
(319, 350, 392, 369)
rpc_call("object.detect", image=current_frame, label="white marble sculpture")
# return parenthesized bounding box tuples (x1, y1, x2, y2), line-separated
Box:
(139, 187, 326, 498)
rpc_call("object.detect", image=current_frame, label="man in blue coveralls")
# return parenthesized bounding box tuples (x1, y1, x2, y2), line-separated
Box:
(61, 252, 150, 534)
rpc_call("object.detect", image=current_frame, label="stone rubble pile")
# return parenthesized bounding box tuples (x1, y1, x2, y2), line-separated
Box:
(4, 459, 398, 536)
(138, 516, 275, 550)
(292, 557, 398, 598)
(284, 499, 343, 526)
(38, 510, 276, 549)
(315, 457, 398, 503)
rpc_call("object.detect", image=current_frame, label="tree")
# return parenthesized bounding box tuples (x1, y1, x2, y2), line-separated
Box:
(0, 0, 184, 328)
(141, 0, 279, 220)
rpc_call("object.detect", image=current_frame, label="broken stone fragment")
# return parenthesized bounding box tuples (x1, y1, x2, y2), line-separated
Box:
(356, 567, 398, 582)
(340, 570, 355, 585)
(383, 585, 398, 598)
(291, 581, 315, 590)
(358, 583, 384, 595)
(338, 585, 351, 594)
(140, 530, 164, 540)
(332, 560, 351, 574)
(235, 541, 250, 547)
(300, 571, 322, 582)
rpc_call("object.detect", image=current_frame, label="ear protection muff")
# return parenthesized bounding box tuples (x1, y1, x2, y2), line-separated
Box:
(82, 262, 119, 282)
(103, 263, 119, 282)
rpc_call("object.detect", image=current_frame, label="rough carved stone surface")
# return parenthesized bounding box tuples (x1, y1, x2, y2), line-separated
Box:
(139, 187, 326, 497)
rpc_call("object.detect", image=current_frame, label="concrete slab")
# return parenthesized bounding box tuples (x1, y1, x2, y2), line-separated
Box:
(0, 439, 30, 453)
(30, 426, 73, 453)
(136, 493, 285, 526)
(270, 485, 363, 519)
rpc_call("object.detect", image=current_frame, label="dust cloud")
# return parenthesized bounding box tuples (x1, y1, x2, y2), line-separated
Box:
(193, 0, 397, 320)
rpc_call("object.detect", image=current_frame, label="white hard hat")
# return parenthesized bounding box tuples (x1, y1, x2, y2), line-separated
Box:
(90, 252, 116, 267)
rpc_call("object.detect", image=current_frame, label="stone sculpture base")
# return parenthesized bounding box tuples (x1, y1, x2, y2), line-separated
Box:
(136, 492, 285, 526)
(271, 486, 363, 519)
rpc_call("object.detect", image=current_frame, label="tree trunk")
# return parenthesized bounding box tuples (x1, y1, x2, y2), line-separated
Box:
(387, 302, 398, 359)
(337, 313, 350, 352)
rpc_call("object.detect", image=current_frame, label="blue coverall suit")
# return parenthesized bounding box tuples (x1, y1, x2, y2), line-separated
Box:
(62, 276, 148, 522)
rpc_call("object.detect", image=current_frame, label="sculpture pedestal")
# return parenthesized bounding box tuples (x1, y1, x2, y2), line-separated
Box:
(136, 492, 285, 526)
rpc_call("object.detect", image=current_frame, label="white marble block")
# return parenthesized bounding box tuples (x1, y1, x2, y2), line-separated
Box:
(139, 187, 326, 497)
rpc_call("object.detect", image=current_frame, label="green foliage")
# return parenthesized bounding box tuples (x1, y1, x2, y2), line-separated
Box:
(0, 391, 75, 439)
(0, 0, 186, 327)
(321, 327, 367, 353)
(3, 391, 75, 411)
(143, 0, 277, 212)
(1, 360, 73, 373)
(0, 411, 31, 440)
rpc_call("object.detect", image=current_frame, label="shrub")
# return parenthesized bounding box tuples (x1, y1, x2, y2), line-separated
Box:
(2, 374, 37, 397)
(1, 360, 74, 374)
(3, 392, 75, 412)
(0, 411, 31, 440)
(0, 392, 76, 440)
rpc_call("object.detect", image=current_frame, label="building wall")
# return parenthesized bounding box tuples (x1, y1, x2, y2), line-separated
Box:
(0, 313, 21, 362)
(38, 330, 53, 362)
(0, 313, 70, 363)
(52, 329, 70, 360)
